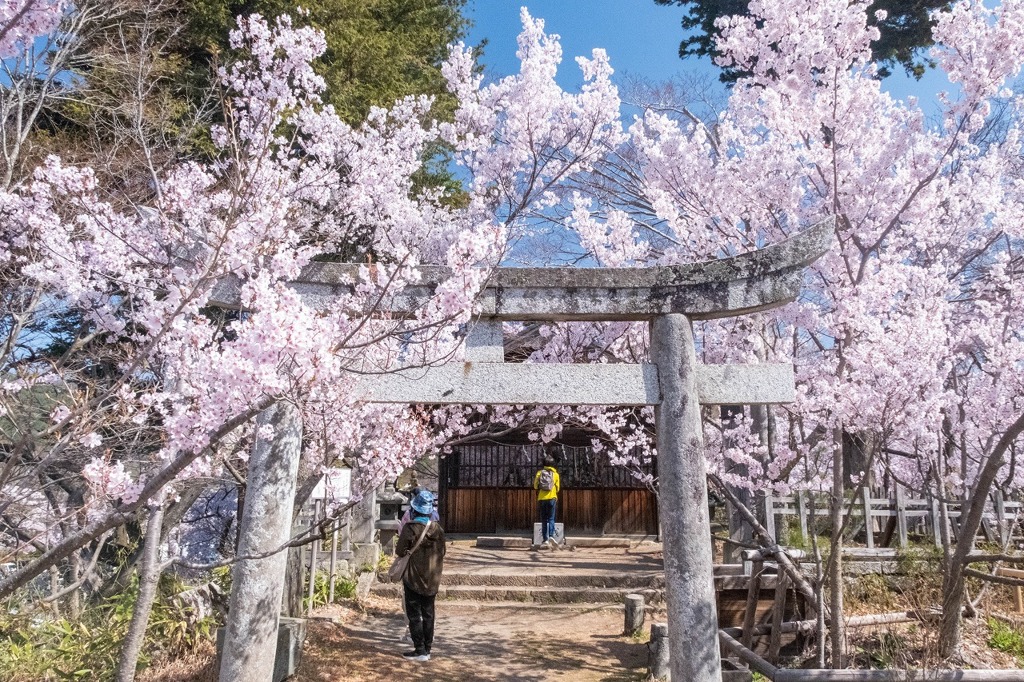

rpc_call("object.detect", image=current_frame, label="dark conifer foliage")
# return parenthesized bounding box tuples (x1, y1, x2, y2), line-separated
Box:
(654, 0, 947, 81)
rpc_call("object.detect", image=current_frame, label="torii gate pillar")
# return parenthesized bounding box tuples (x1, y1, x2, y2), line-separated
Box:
(651, 314, 721, 681)
(219, 402, 303, 682)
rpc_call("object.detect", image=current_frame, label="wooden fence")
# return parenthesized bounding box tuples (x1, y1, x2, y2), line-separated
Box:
(763, 488, 1024, 549)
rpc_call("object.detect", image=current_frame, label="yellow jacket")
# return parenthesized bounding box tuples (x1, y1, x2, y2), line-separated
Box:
(533, 466, 560, 501)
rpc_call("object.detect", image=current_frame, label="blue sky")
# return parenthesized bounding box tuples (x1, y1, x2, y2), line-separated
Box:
(465, 1, 954, 117)
(466, 1, 716, 86)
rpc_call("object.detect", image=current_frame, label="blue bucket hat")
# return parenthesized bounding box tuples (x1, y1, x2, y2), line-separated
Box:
(410, 490, 434, 515)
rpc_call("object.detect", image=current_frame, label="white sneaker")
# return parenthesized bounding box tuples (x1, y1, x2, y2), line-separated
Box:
(402, 650, 430, 662)
(547, 537, 558, 550)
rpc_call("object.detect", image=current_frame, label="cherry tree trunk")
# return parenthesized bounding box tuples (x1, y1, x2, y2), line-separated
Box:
(829, 428, 845, 668)
(939, 412, 1024, 657)
(114, 496, 165, 682)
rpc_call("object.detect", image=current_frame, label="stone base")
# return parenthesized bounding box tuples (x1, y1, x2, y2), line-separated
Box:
(532, 523, 565, 545)
(476, 535, 631, 549)
(356, 571, 377, 600)
(353, 542, 380, 570)
(216, 617, 307, 682)
(378, 530, 399, 555)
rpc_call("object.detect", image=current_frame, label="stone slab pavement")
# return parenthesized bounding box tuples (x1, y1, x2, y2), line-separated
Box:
(296, 601, 652, 681)
(295, 542, 666, 681)
(440, 540, 665, 581)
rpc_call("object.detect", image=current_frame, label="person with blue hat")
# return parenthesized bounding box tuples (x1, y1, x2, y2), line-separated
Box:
(397, 487, 439, 536)
(394, 489, 446, 662)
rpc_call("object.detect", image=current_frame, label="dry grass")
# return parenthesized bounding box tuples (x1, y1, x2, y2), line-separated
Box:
(139, 568, 1024, 679)
(836, 565, 1024, 672)
(138, 640, 217, 682)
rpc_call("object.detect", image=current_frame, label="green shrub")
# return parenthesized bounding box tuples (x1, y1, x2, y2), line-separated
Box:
(987, 617, 1024, 663)
(0, 575, 220, 681)
(303, 570, 357, 610)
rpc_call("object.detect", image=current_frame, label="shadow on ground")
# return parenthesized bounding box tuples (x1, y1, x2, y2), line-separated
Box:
(295, 602, 652, 681)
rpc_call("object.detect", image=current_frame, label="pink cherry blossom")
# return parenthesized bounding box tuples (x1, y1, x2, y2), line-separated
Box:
(0, 0, 64, 58)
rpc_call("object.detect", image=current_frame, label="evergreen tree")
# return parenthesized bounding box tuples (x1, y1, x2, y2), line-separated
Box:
(654, 0, 947, 80)
(186, 0, 469, 124)
(7, 0, 469, 195)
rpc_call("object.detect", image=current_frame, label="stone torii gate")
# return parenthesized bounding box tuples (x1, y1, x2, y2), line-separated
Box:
(215, 220, 832, 682)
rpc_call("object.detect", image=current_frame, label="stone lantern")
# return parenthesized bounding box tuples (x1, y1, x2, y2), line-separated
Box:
(376, 481, 407, 554)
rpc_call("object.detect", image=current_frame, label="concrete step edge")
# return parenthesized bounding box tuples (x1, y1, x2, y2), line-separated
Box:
(378, 574, 665, 588)
(362, 600, 668, 613)
(476, 537, 635, 549)
(370, 584, 666, 604)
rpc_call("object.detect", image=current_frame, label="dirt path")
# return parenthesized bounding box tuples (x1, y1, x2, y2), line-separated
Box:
(295, 599, 655, 681)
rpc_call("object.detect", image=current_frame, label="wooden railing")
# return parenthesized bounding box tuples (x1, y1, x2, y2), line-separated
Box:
(762, 489, 1023, 549)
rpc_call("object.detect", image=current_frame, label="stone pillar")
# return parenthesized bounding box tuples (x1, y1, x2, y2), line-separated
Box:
(650, 314, 722, 682)
(219, 402, 303, 682)
(750, 404, 770, 528)
(722, 405, 752, 564)
(350, 486, 379, 569)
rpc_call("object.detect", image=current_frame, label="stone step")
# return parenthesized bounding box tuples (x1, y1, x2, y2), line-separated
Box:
(476, 536, 634, 549)
(377, 571, 786, 591)
(379, 571, 664, 589)
(405, 602, 665, 613)
(371, 582, 665, 605)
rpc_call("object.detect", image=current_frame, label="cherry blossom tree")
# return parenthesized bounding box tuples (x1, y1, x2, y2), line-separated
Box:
(0, 7, 623, 631)
(0, 0, 64, 58)
(522, 0, 1024, 662)
(6, 0, 1024, 670)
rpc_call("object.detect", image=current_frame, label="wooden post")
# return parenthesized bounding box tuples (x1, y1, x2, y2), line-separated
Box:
(765, 495, 777, 541)
(797, 491, 809, 542)
(895, 485, 908, 549)
(997, 567, 1024, 614)
(649, 622, 670, 680)
(995, 491, 1009, 548)
(307, 498, 320, 613)
(931, 496, 942, 549)
(342, 508, 352, 555)
(863, 486, 874, 549)
(742, 556, 764, 650)
(328, 516, 339, 603)
(769, 569, 790, 663)
(624, 593, 645, 636)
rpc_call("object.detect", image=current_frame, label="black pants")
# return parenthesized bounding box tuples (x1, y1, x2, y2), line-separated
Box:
(403, 584, 436, 653)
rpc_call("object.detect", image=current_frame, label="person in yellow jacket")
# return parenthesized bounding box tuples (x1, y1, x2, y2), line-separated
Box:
(533, 454, 561, 548)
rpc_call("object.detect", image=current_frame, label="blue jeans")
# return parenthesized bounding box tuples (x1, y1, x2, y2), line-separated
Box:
(538, 499, 557, 542)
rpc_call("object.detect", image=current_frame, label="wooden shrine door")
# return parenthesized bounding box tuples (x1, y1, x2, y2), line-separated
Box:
(439, 443, 658, 536)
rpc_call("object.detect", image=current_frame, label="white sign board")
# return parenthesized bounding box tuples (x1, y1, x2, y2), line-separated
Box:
(310, 467, 351, 503)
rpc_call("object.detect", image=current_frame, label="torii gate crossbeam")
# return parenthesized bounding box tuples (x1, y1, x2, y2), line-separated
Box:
(217, 220, 833, 682)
